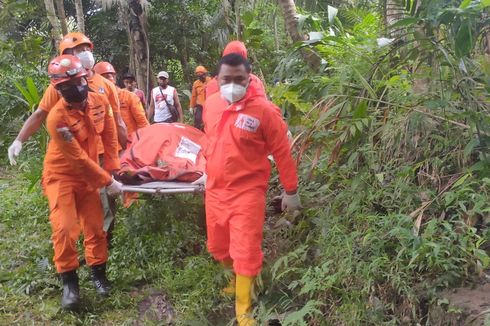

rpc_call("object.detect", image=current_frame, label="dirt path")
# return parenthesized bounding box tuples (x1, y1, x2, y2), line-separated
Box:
(430, 282, 490, 325)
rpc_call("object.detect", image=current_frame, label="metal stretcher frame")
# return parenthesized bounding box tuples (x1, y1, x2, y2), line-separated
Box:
(121, 181, 204, 195)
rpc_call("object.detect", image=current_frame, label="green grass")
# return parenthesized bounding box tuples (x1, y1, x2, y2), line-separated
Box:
(0, 173, 235, 325)
(1, 161, 488, 325)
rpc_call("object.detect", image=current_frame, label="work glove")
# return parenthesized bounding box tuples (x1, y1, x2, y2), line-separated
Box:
(106, 178, 123, 196)
(281, 192, 301, 212)
(191, 173, 207, 185)
(8, 140, 22, 165)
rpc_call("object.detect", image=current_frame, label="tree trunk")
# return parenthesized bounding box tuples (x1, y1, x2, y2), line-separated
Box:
(485, 31, 490, 67)
(277, 0, 304, 42)
(127, 0, 150, 103)
(273, 9, 280, 51)
(222, 0, 235, 37)
(43, 0, 62, 45)
(385, 0, 405, 39)
(235, 0, 242, 39)
(74, 0, 85, 33)
(54, 0, 68, 35)
(277, 0, 321, 70)
(179, 32, 191, 85)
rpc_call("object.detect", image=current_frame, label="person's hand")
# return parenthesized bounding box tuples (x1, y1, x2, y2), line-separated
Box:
(190, 107, 195, 115)
(106, 178, 123, 196)
(8, 140, 22, 165)
(191, 173, 207, 185)
(281, 192, 301, 211)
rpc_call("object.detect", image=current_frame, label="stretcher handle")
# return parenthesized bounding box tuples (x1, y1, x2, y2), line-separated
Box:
(121, 186, 204, 194)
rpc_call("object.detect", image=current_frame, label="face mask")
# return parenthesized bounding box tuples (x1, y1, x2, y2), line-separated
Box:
(59, 84, 89, 103)
(76, 50, 95, 69)
(220, 83, 247, 103)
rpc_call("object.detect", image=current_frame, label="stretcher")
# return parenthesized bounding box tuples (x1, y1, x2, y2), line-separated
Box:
(121, 181, 205, 195)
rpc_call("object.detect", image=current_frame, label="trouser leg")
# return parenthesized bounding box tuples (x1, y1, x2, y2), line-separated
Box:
(229, 192, 265, 277)
(78, 189, 108, 267)
(45, 180, 81, 273)
(194, 105, 203, 130)
(205, 193, 232, 262)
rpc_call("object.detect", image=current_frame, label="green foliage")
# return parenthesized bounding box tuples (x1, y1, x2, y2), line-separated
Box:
(0, 179, 235, 324)
(264, 1, 490, 324)
(1, 0, 489, 324)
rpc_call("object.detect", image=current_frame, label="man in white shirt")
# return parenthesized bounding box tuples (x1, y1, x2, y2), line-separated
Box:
(148, 71, 183, 123)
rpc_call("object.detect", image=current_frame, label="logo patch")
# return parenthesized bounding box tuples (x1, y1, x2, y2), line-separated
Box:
(234, 113, 260, 132)
(175, 136, 201, 164)
(98, 87, 105, 94)
(56, 125, 74, 142)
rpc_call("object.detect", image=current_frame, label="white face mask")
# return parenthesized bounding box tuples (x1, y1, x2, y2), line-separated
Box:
(220, 82, 248, 103)
(76, 50, 95, 69)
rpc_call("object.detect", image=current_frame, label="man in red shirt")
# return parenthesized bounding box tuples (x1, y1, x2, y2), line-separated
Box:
(122, 72, 147, 110)
(203, 53, 301, 325)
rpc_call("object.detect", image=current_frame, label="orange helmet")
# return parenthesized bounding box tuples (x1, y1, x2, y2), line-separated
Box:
(195, 65, 207, 74)
(48, 55, 87, 86)
(222, 40, 247, 59)
(94, 61, 116, 75)
(59, 32, 93, 55)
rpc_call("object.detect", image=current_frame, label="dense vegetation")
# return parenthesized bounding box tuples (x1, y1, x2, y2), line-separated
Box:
(1, 0, 489, 324)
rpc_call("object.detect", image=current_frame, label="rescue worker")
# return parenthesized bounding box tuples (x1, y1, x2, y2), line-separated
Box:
(205, 40, 266, 99)
(7, 31, 127, 165)
(189, 65, 211, 130)
(43, 55, 122, 310)
(94, 62, 149, 135)
(202, 53, 301, 325)
(7, 32, 124, 249)
(148, 71, 184, 123)
(122, 72, 146, 110)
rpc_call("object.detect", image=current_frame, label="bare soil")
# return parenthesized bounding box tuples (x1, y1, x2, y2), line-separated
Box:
(429, 282, 490, 325)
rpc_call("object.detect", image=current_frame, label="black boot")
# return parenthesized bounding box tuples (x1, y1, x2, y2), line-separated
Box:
(60, 270, 80, 311)
(91, 263, 111, 296)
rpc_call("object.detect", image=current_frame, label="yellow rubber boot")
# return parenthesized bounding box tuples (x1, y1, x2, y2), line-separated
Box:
(220, 259, 235, 296)
(235, 274, 255, 326)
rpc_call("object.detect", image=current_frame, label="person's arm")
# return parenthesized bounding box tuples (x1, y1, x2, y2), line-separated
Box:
(17, 84, 60, 142)
(8, 108, 49, 165)
(100, 103, 121, 173)
(148, 92, 155, 122)
(138, 90, 146, 110)
(173, 89, 184, 123)
(130, 95, 149, 129)
(15, 108, 48, 143)
(46, 111, 112, 188)
(8, 85, 62, 164)
(263, 105, 298, 194)
(113, 111, 127, 149)
(190, 82, 197, 109)
(104, 78, 127, 148)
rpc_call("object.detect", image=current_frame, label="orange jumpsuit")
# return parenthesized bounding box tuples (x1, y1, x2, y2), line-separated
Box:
(203, 85, 298, 277)
(205, 74, 266, 99)
(190, 76, 211, 108)
(39, 73, 120, 115)
(43, 93, 120, 273)
(39, 72, 121, 152)
(117, 88, 148, 135)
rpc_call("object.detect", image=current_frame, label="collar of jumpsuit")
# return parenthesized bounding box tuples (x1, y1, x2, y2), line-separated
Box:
(204, 77, 298, 194)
